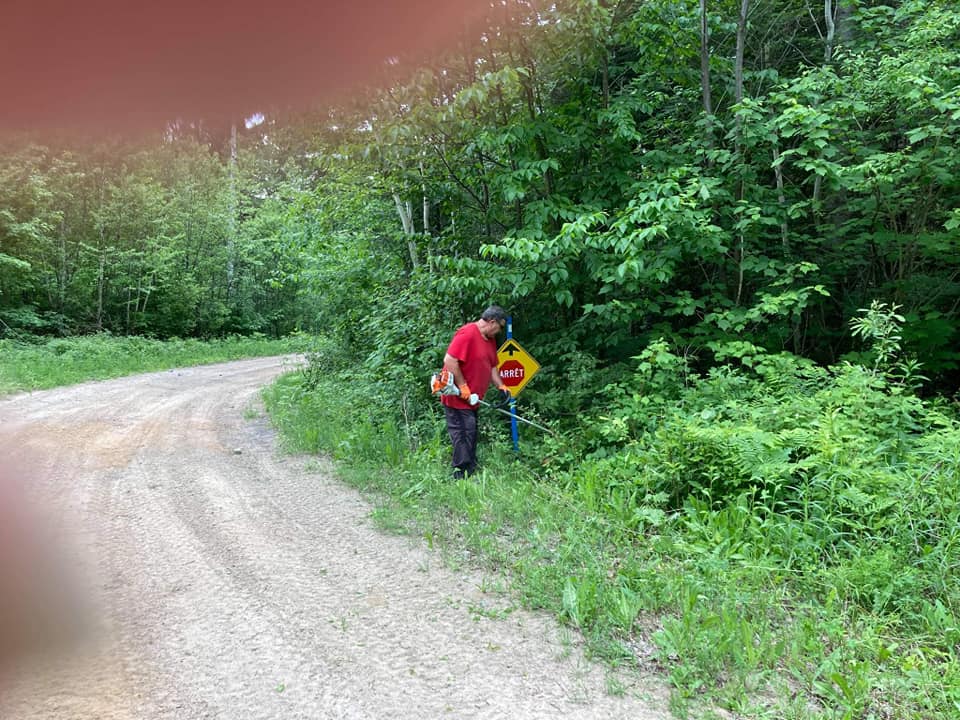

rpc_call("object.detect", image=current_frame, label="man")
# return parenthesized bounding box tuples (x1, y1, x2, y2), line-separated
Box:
(440, 305, 510, 478)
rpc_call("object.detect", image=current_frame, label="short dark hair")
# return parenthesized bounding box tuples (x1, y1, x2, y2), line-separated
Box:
(481, 305, 507, 323)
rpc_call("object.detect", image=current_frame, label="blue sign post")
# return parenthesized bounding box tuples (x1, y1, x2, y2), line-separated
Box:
(506, 316, 519, 453)
(497, 318, 541, 452)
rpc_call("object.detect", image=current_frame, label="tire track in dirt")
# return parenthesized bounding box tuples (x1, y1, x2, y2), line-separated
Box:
(0, 357, 671, 719)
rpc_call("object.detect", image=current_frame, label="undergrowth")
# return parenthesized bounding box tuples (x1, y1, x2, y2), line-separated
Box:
(262, 313, 960, 719)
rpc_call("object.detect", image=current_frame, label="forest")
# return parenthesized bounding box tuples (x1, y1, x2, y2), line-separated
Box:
(3, 0, 960, 717)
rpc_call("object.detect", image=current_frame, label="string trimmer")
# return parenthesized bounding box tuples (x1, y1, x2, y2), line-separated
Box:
(430, 369, 554, 435)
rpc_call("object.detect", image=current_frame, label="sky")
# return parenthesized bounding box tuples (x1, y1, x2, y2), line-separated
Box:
(0, 0, 488, 134)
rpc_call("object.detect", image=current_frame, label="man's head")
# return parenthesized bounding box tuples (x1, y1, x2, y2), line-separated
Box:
(478, 305, 507, 339)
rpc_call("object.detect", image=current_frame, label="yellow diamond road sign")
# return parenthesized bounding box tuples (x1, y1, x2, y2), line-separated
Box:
(497, 339, 540, 397)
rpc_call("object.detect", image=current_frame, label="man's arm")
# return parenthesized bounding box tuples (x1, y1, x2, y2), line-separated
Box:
(491, 365, 506, 390)
(443, 353, 466, 387)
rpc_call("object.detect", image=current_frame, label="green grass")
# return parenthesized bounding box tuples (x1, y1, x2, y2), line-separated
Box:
(263, 365, 960, 720)
(0, 332, 313, 395)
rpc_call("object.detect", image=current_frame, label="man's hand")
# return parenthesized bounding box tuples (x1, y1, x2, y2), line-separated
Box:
(458, 383, 472, 400)
(494, 387, 511, 408)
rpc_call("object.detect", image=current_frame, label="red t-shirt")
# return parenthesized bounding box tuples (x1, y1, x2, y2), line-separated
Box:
(441, 322, 498, 411)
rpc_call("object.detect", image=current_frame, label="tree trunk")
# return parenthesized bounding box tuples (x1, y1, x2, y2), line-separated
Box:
(601, 51, 610, 109)
(393, 193, 414, 235)
(824, 0, 836, 63)
(58, 217, 68, 333)
(141, 274, 153, 319)
(772, 145, 790, 257)
(812, 0, 838, 209)
(96, 248, 105, 332)
(699, 0, 713, 120)
(125, 285, 131, 332)
(96, 179, 106, 332)
(699, 0, 715, 163)
(734, 0, 748, 108)
(131, 274, 142, 333)
(734, 0, 750, 306)
(481, 163, 492, 241)
(420, 161, 430, 236)
(393, 193, 419, 270)
(226, 123, 238, 296)
(420, 160, 432, 271)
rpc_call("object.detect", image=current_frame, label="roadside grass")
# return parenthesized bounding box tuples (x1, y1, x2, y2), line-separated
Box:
(263, 366, 960, 720)
(0, 333, 313, 396)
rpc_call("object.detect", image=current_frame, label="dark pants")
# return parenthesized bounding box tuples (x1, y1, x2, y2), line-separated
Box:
(444, 406, 478, 476)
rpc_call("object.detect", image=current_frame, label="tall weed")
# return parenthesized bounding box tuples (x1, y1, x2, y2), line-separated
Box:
(557, 341, 960, 716)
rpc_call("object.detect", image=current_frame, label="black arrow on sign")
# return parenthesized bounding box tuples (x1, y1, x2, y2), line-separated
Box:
(502, 341, 521, 356)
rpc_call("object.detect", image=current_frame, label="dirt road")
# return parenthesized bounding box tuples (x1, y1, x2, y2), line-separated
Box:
(0, 357, 670, 720)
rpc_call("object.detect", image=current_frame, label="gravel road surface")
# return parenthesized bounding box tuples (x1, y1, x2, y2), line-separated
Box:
(0, 356, 670, 720)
